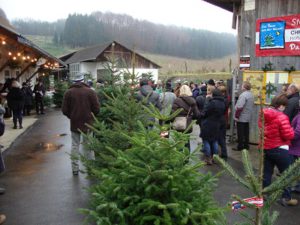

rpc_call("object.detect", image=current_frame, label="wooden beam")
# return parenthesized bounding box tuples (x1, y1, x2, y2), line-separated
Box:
(16, 62, 35, 80)
(26, 68, 41, 82)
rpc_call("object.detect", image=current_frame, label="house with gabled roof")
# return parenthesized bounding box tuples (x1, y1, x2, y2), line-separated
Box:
(60, 41, 161, 82)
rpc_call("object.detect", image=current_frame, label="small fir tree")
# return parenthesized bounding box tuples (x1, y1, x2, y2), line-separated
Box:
(52, 81, 69, 107)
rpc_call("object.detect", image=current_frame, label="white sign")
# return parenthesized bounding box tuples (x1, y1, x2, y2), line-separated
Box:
(244, 0, 255, 11)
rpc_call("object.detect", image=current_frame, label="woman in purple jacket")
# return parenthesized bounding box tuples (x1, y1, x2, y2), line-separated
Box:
(289, 110, 300, 192)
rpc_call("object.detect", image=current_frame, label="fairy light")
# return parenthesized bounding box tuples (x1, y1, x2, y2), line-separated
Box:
(22, 56, 26, 60)
(27, 56, 30, 59)
(2, 40, 6, 45)
(8, 52, 12, 56)
(17, 52, 21, 56)
(13, 56, 17, 60)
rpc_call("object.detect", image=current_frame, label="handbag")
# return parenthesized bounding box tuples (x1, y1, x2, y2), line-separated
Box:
(172, 107, 191, 131)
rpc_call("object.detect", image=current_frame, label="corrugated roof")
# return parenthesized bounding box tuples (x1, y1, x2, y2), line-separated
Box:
(64, 42, 111, 64)
(63, 41, 161, 68)
(203, 0, 241, 12)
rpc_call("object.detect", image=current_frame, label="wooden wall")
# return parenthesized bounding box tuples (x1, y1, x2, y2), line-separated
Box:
(238, 0, 300, 70)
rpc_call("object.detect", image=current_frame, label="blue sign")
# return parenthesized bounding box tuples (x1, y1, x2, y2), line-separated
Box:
(260, 21, 285, 49)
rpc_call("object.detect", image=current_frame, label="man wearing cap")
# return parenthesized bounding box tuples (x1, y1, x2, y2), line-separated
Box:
(62, 73, 100, 175)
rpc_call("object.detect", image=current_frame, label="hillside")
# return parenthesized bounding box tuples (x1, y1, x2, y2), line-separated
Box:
(26, 35, 237, 76)
(13, 11, 237, 59)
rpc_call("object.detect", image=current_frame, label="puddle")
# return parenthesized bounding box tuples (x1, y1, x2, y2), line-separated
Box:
(35, 142, 64, 152)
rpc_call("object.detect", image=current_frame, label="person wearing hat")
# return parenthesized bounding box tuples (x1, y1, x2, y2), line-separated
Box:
(62, 73, 100, 175)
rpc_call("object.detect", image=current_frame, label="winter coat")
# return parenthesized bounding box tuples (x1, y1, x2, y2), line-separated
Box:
(22, 87, 33, 106)
(200, 96, 225, 141)
(172, 96, 200, 133)
(33, 83, 46, 100)
(259, 108, 294, 150)
(192, 88, 200, 99)
(62, 82, 100, 133)
(136, 85, 162, 110)
(7, 87, 25, 111)
(289, 112, 300, 156)
(160, 91, 176, 116)
(235, 90, 254, 122)
(284, 92, 300, 122)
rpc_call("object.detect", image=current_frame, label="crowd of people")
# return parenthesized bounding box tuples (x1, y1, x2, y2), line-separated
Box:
(0, 78, 46, 129)
(137, 78, 300, 207)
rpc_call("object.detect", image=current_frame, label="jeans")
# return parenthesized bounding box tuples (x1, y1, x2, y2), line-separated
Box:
(237, 122, 249, 150)
(12, 109, 22, 127)
(71, 131, 95, 172)
(263, 148, 292, 199)
(203, 140, 218, 157)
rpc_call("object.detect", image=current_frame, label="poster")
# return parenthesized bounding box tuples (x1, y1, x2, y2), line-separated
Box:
(243, 71, 265, 104)
(265, 72, 289, 104)
(256, 14, 300, 56)
(289, 72, 300, 87)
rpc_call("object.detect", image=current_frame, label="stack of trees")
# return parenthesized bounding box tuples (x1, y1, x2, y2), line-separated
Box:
(79, 61, 226, 224)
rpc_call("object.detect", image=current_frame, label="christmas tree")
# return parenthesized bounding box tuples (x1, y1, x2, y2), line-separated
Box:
(80, 55, 226, 224)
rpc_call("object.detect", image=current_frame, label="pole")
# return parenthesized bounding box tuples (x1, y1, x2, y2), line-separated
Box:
(229, 68, 238, 143)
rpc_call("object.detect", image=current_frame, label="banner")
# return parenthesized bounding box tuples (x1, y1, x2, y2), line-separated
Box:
(256, 14, 300, 56)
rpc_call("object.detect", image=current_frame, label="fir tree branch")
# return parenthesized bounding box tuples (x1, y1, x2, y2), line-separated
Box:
(214, 156, 251, 190)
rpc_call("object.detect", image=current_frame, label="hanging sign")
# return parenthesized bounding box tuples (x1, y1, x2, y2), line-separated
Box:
(256, 14, 300, 56)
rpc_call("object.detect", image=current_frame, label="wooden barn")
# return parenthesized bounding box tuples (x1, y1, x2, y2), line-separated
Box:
(60, 41, 161, 82)
(204, 0, 300, 143)
(0, 15, 66, 85)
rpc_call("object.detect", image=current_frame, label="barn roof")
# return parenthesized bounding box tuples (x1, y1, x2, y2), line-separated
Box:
(0, 17, 66, 67)
(203, 0, 241, 12)
(62, 41, 161, 68)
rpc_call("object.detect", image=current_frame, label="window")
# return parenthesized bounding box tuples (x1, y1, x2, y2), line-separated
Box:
(97, 69, 111, 81)
(69, 63, 80, 80)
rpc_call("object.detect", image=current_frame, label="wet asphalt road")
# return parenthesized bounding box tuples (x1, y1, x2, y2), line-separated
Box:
(0, 109, 299, 225)
(0, 109, 90, 225)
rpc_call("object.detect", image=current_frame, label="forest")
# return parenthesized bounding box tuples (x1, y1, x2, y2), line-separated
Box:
(12, 11, 237, 59)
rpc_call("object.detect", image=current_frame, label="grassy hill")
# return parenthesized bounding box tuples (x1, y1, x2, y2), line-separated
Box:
(26, 35, 237, 80)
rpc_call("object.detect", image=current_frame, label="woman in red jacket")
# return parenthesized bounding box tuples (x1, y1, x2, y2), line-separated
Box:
(259, 94, 297, 206)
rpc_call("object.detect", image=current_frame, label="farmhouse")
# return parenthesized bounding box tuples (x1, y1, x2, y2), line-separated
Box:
(0, 14, 66, 84)
(204, 0, 300, 143)
(60, 41, 161, 82)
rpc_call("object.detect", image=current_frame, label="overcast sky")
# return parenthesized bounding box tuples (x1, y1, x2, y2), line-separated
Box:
(0, 0, 236, 34)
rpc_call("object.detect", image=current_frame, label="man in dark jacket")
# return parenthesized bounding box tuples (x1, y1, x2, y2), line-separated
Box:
(33, 80, 46, 114)
(62, 73, 100, 175)
(284, 83, 300, 122)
